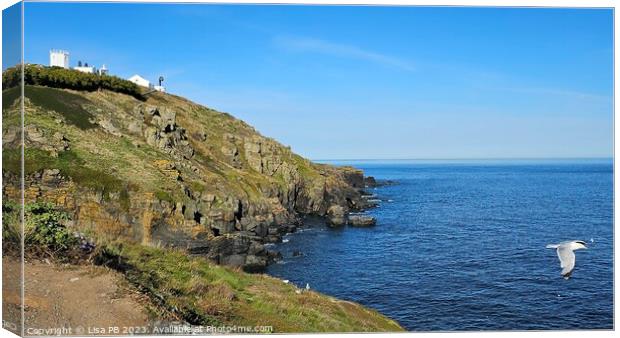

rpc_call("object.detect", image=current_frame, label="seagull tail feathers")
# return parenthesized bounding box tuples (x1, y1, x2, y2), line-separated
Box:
(546, 244, 560, 249)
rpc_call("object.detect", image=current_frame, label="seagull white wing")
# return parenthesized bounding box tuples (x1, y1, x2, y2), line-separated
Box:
(557, 246, 576, 277)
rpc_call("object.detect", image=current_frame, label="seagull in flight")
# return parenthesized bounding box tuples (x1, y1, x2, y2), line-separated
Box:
(546, 240, 588, 279)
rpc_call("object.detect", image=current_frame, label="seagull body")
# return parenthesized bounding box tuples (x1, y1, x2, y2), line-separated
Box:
(546, 240, 588, 279)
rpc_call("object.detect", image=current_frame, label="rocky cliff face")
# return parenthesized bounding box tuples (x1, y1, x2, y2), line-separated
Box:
(2, 85, 373, 271)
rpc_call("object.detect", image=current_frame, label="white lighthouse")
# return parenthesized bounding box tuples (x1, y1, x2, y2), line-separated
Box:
(49, 49, 69, 69)
(98, 64, 109, 76)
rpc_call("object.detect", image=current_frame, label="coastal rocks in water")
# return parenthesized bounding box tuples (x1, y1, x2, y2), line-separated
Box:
(365, 176, 377, 187)
(341, 167, 366, 189)
(327, 205, 347, 226)
(196, 233, 270, 272)
(361, 194, 381, 207)
(348, 215, 377, 227)
(267, 250, 283, 263)
(373, 179, 397, 187)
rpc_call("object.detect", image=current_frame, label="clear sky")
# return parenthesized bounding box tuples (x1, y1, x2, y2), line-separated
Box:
(22, 3, 613, 160)
(2, 2, 21, 69)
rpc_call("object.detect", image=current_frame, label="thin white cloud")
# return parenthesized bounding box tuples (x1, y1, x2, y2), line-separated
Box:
(274, 35, 415, 72)
(498, 86, 611, 102)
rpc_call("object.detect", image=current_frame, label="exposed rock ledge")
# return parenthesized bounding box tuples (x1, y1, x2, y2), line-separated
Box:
(3, 86, 378, 273)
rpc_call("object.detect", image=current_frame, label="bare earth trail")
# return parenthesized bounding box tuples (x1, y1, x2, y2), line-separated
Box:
(3, 257, 151, 335)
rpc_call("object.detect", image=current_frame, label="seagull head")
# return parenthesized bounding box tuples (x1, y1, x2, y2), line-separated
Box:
(573, 240, 588, 250)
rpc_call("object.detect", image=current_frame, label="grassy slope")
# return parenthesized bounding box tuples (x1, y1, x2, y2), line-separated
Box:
(99, 243, 403, 332)
(2, 85, 405, 332)
(6, 85, 320, 203)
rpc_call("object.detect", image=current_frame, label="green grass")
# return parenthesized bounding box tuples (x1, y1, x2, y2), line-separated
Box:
(55, 150, 124, 195)
(3, 148, 123, 197)
(155, 190, 174, 203)
(188, 180, 206, 194)
(2, 201, 21, 251)
(2, 86, 21, 110)
(2, 201, 80, 258)
(3, 147, 54, 175)
(2, 74, 407, 333)
(25, 85, 96, 129)
(94, 242, 404, 332)
(96, 243, 227, 326)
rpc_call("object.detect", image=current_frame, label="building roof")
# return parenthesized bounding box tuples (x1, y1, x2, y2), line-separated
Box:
(129, 74, 150, 83)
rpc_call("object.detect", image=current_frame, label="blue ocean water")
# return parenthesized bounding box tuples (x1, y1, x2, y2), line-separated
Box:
(266, 159, 614, 331)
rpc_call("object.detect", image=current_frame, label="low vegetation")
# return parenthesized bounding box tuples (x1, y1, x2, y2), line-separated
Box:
(3, 148, 124, 197)
(1, 66, 404, 332)
(25, 85, 97, 129)
(4, 84, 97, 129)
(96, 241, 403, 332)
(2, 85, 20, 110)
(4, 201, 403, 332)
(2, 201, 81, 258)
(3, 64, 143, 99)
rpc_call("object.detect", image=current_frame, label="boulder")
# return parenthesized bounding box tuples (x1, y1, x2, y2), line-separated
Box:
(25, 125, 46, 144)
(221, 254, 246, 267)
(348, 215, 377, 227)
(365, 176, 377, 187)
(127, 121, 143, 135)
(52, 132, 70, 151)
(244, 255, 268, 272)
(98, 118, 121, 136)
(326, 205, 346, 227)
(267, 250, 283, 263)
(2, 126, 19, 145)
(41, 169, 62, 186)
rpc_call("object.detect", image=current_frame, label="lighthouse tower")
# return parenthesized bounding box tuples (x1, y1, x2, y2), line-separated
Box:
(50, 49, 69, 69)
(98, 64, 109, 75)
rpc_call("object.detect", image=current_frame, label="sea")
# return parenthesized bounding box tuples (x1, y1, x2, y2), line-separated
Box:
(265, 159, 614, 331)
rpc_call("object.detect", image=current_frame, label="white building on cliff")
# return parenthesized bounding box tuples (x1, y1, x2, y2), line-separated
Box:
(128, 74, 151, 88)
(74, 64, 96, 74)
(49, 49, 70, 68)
(128, 74, 166, 93)
(99, 64, 108, 76)
(50, 49, 110, 75)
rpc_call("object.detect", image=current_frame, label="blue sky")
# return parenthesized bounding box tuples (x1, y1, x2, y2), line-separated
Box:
(2, 2, 21, 68)
(22, 3, 613, 159)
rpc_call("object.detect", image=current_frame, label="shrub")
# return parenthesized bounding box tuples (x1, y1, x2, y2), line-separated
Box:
(2, 201, 80, 255)
(2, 201, 21, 250)
(3, 64, 144, 100)
(24, 202, 77, 252)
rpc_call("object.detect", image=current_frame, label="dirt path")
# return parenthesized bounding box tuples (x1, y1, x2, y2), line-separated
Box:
(3, 257, 152, 335)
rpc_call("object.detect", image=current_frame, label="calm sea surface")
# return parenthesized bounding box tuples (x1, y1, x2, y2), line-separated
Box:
(266, 159, 614, 331)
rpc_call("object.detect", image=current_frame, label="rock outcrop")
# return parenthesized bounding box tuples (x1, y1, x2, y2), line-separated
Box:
(348, 215, 377, 227)
(3, 85, 376, 272)
(327, 205, 347, 226)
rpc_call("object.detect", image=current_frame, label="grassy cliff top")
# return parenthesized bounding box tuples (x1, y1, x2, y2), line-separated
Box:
(3, 83, 356, 205)
(97, 242, 403, 332)
(2, 201, 403, 333)
(2, 70, 400, 332)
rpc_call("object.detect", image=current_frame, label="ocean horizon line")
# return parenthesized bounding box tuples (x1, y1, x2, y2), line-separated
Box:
(311, 157, 614, 162)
